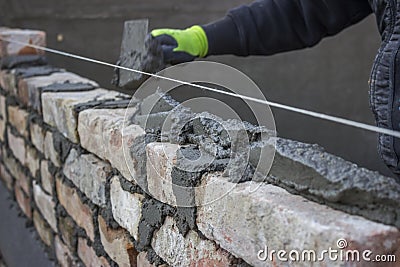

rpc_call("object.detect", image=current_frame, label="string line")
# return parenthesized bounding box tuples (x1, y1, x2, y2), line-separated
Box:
(1, 37, 400, 138)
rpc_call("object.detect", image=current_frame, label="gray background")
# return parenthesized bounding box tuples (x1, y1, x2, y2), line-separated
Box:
(1, 1, 388, 176)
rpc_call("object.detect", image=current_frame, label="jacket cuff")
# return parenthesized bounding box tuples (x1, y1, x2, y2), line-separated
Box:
(202, 15, 243, 56)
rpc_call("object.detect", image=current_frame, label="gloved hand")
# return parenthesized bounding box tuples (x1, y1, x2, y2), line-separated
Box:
(150, 25, 208, 65)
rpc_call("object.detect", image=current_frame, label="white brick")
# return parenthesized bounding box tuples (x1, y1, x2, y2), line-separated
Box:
(63, 149, 111, 207)
(0, 29, 46, 56)
(152, 216, 234, 266)
(43, 131, 60, 167)
(7, 106, 28, 137)
(196, 173, 400, 267)
(7, 128, 26, 165)
(40, 160, 53, 195)
(42, 89, 122, 143)
(26, 146, 40, 177)
(30, 123, 44, 153)
(33, 181, 57, 232)
(146, 142, 180, 206)
(18, 71, 98, 111)
(78, 108, 145, 182)
(110, 176, 143, 240)
(0, 96, 6, 142)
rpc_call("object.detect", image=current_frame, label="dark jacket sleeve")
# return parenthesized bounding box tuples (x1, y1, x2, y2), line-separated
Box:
(202, 0, 372, 56)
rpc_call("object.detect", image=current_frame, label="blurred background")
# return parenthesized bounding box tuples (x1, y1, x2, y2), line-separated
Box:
(0, 0, 388, 176)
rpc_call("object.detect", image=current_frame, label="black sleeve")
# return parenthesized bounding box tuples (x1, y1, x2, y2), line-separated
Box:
(202, 0, 372, 56)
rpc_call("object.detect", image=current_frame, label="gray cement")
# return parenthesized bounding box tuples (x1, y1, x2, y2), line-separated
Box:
(41, 82, 95, 92)
(1, 55, 47, 69)
(14, 65, 61, 78)
(266, 137, 400, 227)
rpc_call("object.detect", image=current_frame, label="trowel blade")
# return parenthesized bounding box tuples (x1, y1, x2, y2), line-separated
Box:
(112, 19, 164, 90)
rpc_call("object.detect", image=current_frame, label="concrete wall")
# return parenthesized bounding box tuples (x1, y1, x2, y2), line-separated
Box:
(1, 28, 400, 267)
(0, 0, 390, 177)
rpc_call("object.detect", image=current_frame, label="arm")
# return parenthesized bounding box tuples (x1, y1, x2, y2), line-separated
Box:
(203, 0, 372, 56)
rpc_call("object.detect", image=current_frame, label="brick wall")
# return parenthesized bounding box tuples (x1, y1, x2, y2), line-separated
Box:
(0, 27, 400, 267)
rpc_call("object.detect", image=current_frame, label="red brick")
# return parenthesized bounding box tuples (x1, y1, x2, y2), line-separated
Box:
(7, 128, 26, 165)
(7, 106, 29, 137)
(32, 181, 57, 232)
(33, 210, 54, 247)
(56, 178, 94, 241)
(98, 215, 138, 266)
(15, 169, 30, 197)
(77, 237, 110, 267)
(54, 236, 78, 267)
(137, 252, 167, 267)
(43, 131, 60, 167)
(0, 163, 13, 191)
(0, 28, 46, 57)
(30, 123, 44, 153)
(58, 215, 76, 250)
(26, 146, 40, 177)
(14, 184, 32, 219)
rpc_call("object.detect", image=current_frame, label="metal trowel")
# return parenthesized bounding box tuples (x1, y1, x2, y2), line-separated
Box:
(112, 19, 165, 90)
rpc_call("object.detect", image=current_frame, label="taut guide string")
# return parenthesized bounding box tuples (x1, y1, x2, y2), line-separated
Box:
(2, 37, 400, 138)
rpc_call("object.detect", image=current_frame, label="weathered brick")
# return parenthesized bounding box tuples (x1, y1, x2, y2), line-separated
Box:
(58, 215, 76, 250)
(18, 72, 98, 111)
(56, 177, 94, 241)
(0, 116, 5, 142)
(0, 163, 13, 191)
(7, 105, 29, 137)
(63, 149, 111, 207)
(40, 160, 53, 195)
(30, 122, 44, 153)
(32, 181, 57, 232)
(152, 216, 235, 267)
(7, 128, 26, 165)
(98, 215, 138, 267)
(146, 142, 180, 206)
(196, 172, 400, 267)
(43, 131, 61, 167)
(0, 94, 6, 118)
(55, 236, 78, 267)
(110, 176, 143, 240)
(0, 95, 5, 142)
(2, 148, 27, 190)
(33, 210, 54, 247)
(78, 108, 145, 182)
(14, 184, 32, 218)
(0, 69, 17, 95)
(137, 252, 167, 267)
(26, 145, 40, 177)
(78, 237, 110, 267)
(15, 171, 30, 197)
(42, 89, 123, 143)
(0, 28, 46, 57)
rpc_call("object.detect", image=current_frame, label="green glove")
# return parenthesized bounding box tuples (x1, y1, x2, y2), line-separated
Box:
(150, 25, 208, 64)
